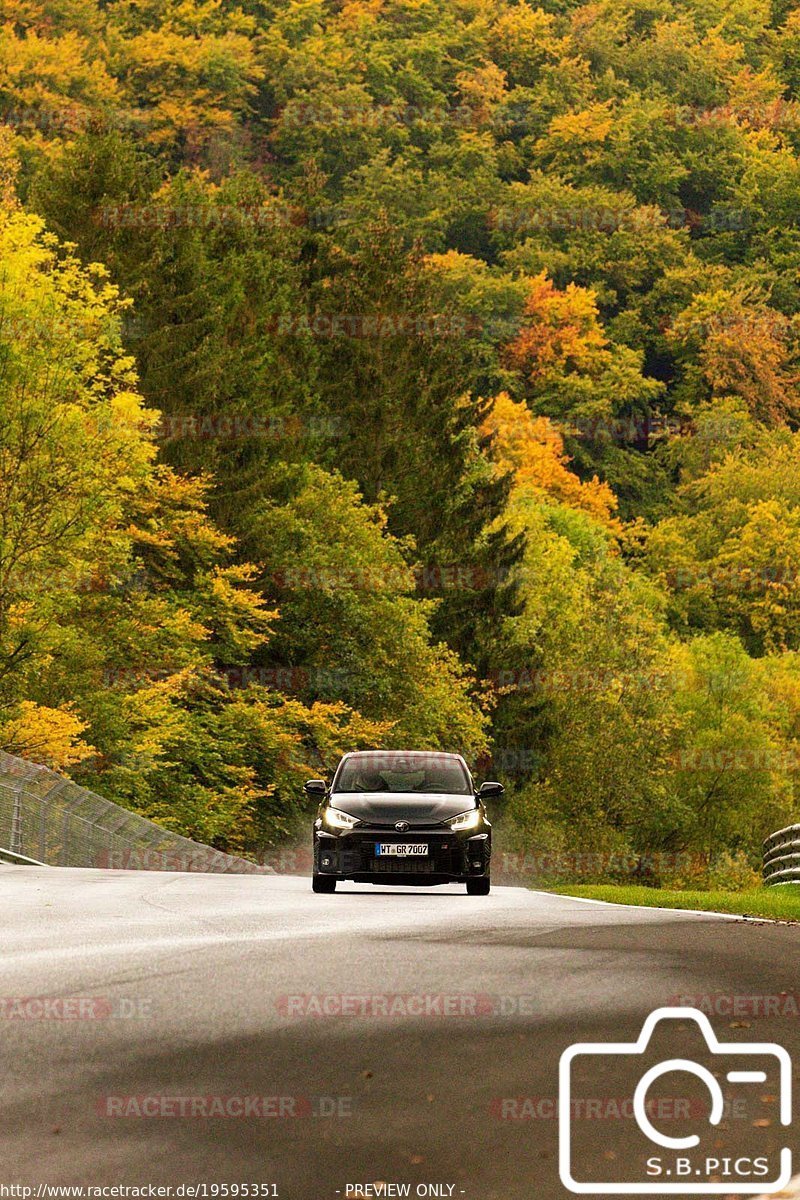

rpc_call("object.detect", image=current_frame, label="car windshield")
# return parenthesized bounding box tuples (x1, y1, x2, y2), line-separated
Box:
(334, 754, 472, 795)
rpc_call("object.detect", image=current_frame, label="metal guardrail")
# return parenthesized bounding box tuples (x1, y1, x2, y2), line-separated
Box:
(0, 845, 46, 865)
(763, 824, 800, 886)
(0, 750, 270, 873)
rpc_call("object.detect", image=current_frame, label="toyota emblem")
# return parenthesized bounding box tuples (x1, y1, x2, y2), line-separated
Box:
(395, 821, 410, 833)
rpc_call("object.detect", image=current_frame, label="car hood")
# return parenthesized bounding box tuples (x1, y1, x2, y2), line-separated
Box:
(329, 792, 476, 825)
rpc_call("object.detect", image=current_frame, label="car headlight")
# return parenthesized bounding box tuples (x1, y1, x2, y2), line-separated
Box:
(322, 807, 360, 832)
(449, 808, 482, 832)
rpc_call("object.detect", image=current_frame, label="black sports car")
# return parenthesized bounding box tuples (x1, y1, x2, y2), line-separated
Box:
(308, 750, 503, 895)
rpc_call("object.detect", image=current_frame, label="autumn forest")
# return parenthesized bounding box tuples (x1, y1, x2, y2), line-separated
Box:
(2, 0, 800, 881)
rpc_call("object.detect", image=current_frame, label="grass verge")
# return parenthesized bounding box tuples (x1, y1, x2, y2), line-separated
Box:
(547, 884, 800, 921)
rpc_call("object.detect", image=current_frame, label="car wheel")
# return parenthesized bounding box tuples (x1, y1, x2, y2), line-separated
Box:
(466, 877, 490, 896)
(312, 875, 336, 893)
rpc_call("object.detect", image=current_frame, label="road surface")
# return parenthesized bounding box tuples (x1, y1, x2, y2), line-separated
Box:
(3, 866, 800, 1198)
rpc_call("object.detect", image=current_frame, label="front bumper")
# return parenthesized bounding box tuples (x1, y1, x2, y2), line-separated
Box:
(314, 829, 490, 884)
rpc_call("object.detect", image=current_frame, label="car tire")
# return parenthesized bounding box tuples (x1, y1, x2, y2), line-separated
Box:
(312, 875, 336, 893)
(466, 877, 490, 895)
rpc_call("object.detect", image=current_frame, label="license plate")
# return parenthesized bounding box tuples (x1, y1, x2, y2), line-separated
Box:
(375, 843, 429, 857)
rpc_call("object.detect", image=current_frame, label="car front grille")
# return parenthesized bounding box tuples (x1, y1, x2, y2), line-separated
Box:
(342, 833, 464, 876)
(369, 856, 437, 874)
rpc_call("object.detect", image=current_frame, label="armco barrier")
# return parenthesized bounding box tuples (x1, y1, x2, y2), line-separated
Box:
(0, 750, 269, 873)
(763, 824, 800, 886)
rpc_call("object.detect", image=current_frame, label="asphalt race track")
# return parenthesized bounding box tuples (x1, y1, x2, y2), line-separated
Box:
(3, 866, 800, 1199)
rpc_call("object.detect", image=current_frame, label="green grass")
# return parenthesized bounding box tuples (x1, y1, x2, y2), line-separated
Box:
(547, 884, 800, 921)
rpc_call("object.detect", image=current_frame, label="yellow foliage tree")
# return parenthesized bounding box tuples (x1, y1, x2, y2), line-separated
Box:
(482, 391, 619, 528)
(0, 700, 93, 769)
(504, 271, 608, 386)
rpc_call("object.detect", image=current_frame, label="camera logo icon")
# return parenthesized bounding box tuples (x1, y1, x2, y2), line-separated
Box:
(559, 1006, 792, 1194)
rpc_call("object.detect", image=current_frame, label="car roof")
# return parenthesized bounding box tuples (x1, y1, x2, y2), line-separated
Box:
(340, 750, 467, 762)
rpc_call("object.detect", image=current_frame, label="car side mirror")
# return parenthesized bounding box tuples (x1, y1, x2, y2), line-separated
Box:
(304, 779, 327, 797)
(478, 781, 504, 800)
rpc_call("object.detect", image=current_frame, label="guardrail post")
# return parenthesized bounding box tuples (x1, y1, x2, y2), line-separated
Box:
(39, 799, 46, 862)
(10, 783, 23, 857)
